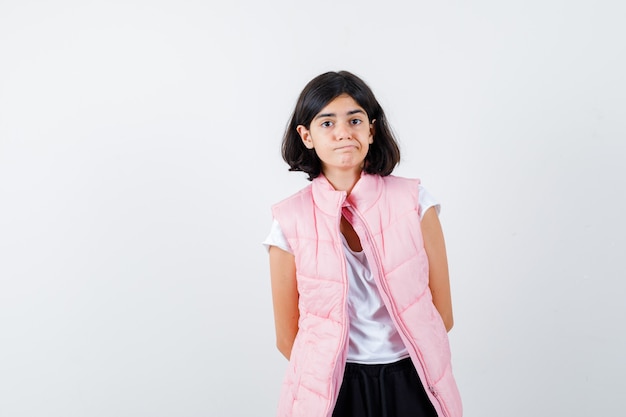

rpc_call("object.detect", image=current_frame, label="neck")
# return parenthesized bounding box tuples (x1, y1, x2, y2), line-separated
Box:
(322, 168, 362, 195)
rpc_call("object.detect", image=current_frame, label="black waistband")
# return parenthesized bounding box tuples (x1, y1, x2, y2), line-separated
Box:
(343, 357, 414, 377)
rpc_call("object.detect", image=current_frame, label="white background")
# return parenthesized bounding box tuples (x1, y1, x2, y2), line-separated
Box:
(1, 1, 625, 416)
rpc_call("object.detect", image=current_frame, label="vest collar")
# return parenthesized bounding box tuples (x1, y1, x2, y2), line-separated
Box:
(311, 172, 384, 215)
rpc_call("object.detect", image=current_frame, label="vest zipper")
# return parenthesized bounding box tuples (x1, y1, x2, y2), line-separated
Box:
(325, 198, 350, 417)
(345, 206, 450, 417)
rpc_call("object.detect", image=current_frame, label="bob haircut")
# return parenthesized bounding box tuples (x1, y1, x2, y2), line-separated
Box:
(282, 71, 401, 180)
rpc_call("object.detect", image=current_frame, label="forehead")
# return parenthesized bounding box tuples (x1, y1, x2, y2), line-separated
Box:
(317, 94, 365, 115)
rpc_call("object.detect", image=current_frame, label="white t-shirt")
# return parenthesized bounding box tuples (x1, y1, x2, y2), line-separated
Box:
(264, 185, 440, 364)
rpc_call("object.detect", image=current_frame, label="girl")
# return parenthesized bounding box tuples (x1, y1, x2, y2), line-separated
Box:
(264, 71, 462, 417)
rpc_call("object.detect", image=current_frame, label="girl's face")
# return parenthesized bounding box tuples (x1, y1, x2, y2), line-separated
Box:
(297, 94, 375, 177)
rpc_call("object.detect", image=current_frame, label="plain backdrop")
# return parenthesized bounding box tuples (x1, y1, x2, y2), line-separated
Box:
(1, 1, 625, 416)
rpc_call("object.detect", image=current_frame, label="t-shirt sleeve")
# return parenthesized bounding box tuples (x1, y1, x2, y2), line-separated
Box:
(418, 184, 440, 220)
(262, 219, 294, 254)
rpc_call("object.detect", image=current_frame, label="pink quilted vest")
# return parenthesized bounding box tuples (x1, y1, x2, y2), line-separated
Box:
(272, 173, 462, 417)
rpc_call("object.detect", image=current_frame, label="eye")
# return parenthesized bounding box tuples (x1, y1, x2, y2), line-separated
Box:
(350, 118, 363, 125)
(321, 120, 333, 128)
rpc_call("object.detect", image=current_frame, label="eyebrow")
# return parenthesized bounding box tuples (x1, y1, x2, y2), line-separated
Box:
(314, 109, 366, 120)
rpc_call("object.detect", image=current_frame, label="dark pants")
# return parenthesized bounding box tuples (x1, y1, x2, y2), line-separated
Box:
(332, 357, 438, 417)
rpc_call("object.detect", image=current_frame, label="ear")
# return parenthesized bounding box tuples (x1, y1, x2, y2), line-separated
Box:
(297, 125, 314, 149)
(369, 119, 376, 144)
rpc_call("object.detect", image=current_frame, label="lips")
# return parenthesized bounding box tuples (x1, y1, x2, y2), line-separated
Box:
(334, 144, 358, 151)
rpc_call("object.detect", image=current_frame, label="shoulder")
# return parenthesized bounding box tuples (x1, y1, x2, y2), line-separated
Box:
(271, 183, 315, 229)
(272, 183, 313, 211)
(381, 174, 421, 189)
(380, 175, 421, 203)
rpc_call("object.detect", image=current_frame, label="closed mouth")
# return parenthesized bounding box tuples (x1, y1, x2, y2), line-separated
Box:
(334, 144, 358, 150)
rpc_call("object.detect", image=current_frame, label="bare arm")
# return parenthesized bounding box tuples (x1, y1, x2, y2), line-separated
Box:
(421, 207, 454, 332)
(269, 245, 299, 359)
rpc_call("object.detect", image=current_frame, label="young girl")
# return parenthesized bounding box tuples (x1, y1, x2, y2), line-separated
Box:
(264, 71, 462, 417)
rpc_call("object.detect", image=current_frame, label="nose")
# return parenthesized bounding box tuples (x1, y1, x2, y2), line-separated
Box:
(335, 122, 351, 140)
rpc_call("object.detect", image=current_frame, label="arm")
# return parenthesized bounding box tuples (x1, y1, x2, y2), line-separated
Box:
(421, 207, 454, 332)
(268, 245, 300, 359)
